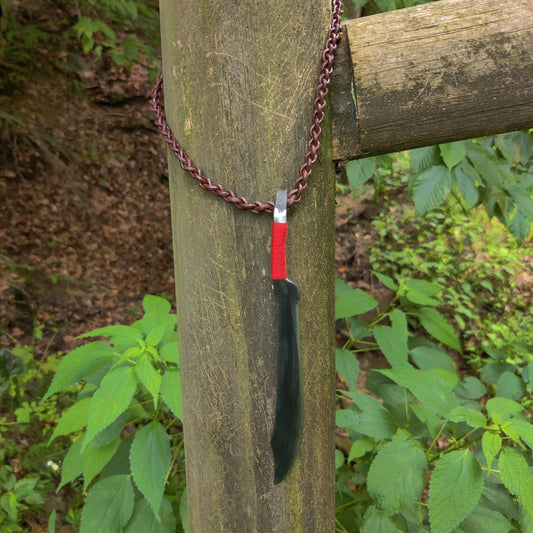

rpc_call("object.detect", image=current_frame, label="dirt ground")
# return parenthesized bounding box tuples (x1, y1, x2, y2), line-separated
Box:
(1, 58, 173, 354)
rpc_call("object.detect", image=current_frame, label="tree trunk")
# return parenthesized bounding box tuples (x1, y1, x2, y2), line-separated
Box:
(159, 1, 337, 531)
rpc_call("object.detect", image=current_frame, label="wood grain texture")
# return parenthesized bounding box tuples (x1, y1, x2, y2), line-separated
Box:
(332, 0, 533, 159)
(159, 1, 336, 531)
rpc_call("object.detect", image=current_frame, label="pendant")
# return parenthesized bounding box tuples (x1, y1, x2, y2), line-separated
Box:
(270, 190, 304, 484)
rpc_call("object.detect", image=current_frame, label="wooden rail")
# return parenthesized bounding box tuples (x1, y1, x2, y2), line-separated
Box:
(332, 0, 533, 159)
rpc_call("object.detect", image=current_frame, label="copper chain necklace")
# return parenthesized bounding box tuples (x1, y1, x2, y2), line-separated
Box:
(150, 0, 343, 214)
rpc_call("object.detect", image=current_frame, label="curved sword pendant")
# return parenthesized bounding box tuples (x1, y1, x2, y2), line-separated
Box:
(270, 190, 304, 484)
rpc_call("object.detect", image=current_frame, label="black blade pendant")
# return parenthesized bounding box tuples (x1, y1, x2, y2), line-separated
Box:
(270, 190, 303, 484)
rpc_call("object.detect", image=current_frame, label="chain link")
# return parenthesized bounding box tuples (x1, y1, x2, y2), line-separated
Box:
(151, 0, 343, 215)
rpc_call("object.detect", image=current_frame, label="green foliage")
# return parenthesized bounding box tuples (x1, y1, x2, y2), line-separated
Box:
(0, 6, 49, 94)
(364, 152, 532, 366)
(70, 0, 160, 77)
(0, 0, 161, 96)
(43, 295, 185, 532)
(0, 341, 75, 531)
(79, 475, 134, 532)
(411, 135, 533, 243)
(335, 280, 533, 533)
(428, 450, 483, 533)
(351, 132, 533, 244)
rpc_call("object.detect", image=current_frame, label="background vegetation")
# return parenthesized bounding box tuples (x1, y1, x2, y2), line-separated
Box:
(1, 0, 532, 531)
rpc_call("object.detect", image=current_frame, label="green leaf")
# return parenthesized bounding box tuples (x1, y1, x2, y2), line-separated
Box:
(508, 209, 531, 244)
(486, 397, 523, 425)
(335, 277, 352, 297)
(455, 376, 486, 400)
(498, 448, 533, 520)
(347, 318, 368, 341)
(480, 361, 516, 385)
(429, 450, 483, 533)
(454, 161, 481, 209)
(361, 506, 398, 533)
(346, 157, 377, 191)
(365, 373, 413, 426)
(447, 406, 487, 428)
(130, 422, 171, 516)
(483, 345, 508, 361)
(336, 392, 396, 440)
(512, 131, 533, 164)
(335, 449, 345, 469)
(439, 141, 467, 169)
(135, 354, 162, 408)
(348, 437, 375, 461)
(480, 484, 520, 523)
(373, 271, 398, 291)
(481, 431, 502, 468)
(497, 371, 525, 401)
(142, 295, 172, 334)
(410, 346, 456, 375)
(466, 146, 505, 191)
(495, 134, 522, 163)
(79, 474, 134, 533)
(160, 369, 182, 419)
(146, 324, 169, 348)
(100, 436, 133, 479)
(58, 437, 84, 491)
(374, 323, 408, 369)
(48, 509, 56, 533)
(503, 418, 533, 449)
(124, 497, 176, 533)
(458, 504, 513, 533)
(335, 289, 378, 319)
(413, 165, 453, 215)
(160, 342, 179, 364)
(82, 438, 120, 491)
(507, 186, 533, 222)
(335, 348, 359, 391)
(42, 342, 115, 402)
(417, 307, 461, 352)
(90, 410, 130, 448)
(405, 278, 442, 306)
(84, 366, 137, 449)
(367, 440, 427, 514)
(49, 397, 92, 444)
(378, 367, 459, 417)
(79, 325, 143, 344)
(0, 349, 26, 394)
(410, 145, 440, 172)
(410, 403, 442, 439)
(179, 488, 189, 533)
(390, 308, 406, 332)
(520, 506, 533, 533)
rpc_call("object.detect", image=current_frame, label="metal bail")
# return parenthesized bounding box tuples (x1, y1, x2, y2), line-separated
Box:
(274, 190, 287, 223)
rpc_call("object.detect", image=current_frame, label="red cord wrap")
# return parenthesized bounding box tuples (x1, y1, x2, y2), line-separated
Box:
(271, 222, 288, 280)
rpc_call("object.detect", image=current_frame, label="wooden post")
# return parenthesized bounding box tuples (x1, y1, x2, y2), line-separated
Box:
(159, 1, 336, 531)
(332, 0, 533, 159)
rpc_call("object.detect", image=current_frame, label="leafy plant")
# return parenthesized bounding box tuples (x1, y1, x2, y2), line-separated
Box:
(71, 0, 161, 79)
(0, 343, 75, 532)
(335, 279, 533, 532)
(369, 195, 532, 365)
(0, 4, 49, 94)
(408, 133, 533, 243)
(42, 295, 186, 532)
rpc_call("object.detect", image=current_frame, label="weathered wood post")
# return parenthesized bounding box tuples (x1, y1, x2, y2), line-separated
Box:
(332, 0, 533, 159)
(159, 1, 337, 530)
